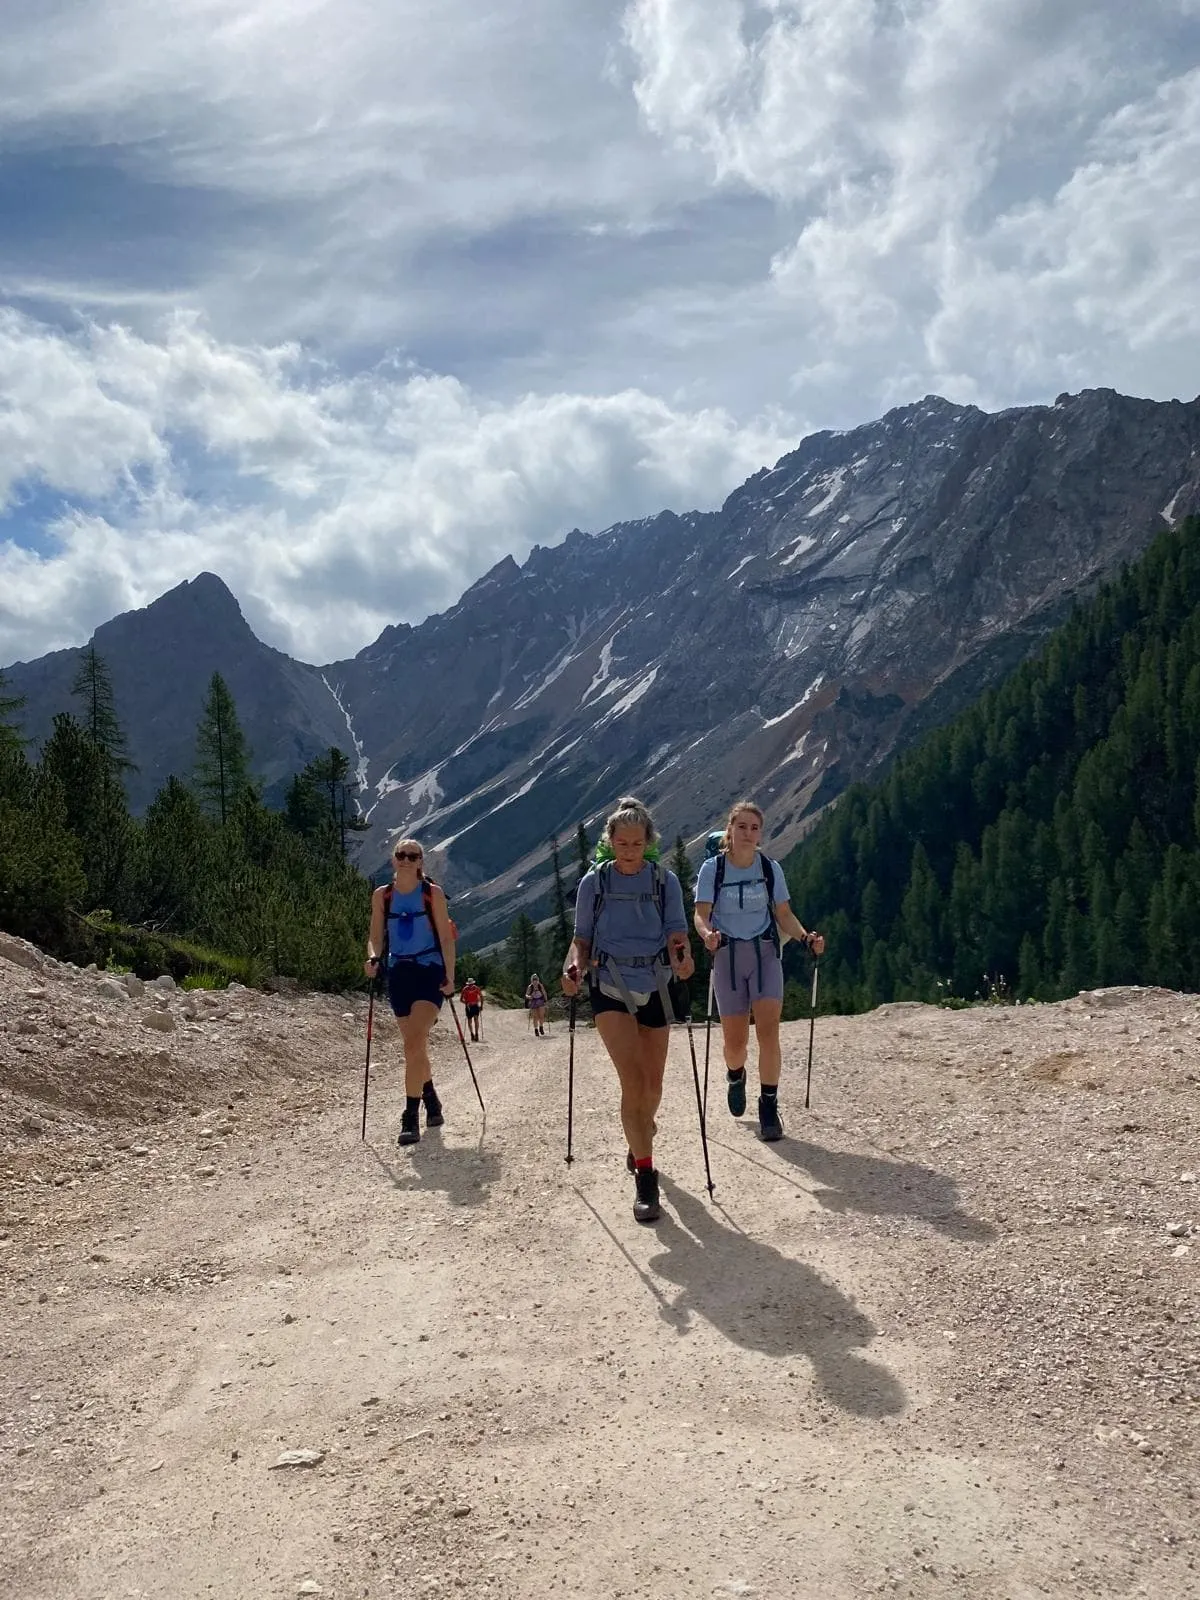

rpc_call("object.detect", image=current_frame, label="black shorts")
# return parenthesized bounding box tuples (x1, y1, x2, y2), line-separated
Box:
(386, 961, 445, 1018)
(465, 1004, 481, 1018)
(589, 983, 669, 1030)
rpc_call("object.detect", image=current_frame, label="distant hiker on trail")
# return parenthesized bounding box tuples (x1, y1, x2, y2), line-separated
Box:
(525, 974, 549, 1037)
(460, 979, 483, 1043)
(364, 839, 455, 1148)
(693, 800, 824, 1142)
(561, 796, 695, 1224)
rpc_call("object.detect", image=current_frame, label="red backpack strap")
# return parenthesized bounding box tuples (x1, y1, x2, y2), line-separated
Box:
(422, 879, 456, 959)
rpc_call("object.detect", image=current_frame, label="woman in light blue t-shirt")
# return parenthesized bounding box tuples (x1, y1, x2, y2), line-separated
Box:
(693, 801, 824, 1142)
(561, 796, 694, 1225)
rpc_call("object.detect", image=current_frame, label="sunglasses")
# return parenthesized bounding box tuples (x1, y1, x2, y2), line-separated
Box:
(394, 850, 423, 863)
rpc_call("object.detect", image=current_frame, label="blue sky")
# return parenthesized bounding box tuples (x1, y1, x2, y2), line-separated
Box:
(2, 0, 1199, 665)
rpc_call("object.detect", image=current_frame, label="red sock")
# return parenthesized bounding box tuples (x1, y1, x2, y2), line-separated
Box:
(633, 1155, 653, 1172)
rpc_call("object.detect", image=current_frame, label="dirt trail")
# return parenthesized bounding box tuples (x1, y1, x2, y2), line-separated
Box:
(1, 945, 1197, 1599)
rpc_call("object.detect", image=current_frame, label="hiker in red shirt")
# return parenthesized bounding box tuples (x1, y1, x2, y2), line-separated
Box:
(460, 979, 484, 1042)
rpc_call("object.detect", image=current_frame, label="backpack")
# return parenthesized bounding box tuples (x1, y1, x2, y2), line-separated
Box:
(590, 857, 669, 940)
(381, 879, 457, 965)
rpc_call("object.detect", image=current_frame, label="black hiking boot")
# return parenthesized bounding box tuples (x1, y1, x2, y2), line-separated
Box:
(633, 1167, 661, 1224)
(397, 1106, 420, 1146)
(727, 1067, 747, 1118)
(422, 1085, 444, 1127)
(757, 1093, 783, 1142)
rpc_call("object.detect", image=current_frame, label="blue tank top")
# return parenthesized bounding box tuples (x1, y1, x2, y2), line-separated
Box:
(385, 884, 442, 967)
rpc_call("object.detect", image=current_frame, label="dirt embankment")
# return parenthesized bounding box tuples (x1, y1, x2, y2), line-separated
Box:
(1, 931, 1197, 1599)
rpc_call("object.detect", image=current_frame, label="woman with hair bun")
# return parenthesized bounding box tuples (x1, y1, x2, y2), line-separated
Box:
(561, 797, 694, 1223)
(693, 801, 824, 1142)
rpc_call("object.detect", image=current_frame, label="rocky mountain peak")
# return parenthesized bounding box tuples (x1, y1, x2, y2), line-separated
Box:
(92, 572, 253, 655)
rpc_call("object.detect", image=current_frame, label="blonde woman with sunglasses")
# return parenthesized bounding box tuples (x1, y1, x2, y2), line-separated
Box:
(365, 839, 456, 1146)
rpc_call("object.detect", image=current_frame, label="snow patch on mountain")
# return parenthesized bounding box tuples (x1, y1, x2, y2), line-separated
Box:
(806, 467, 847, 518)
(1162, 485, 1186, 525)
(582, 615, 632, 704)
(513, 642, 580, 710)
(320, 674, 370, 799)
(780, 533, 818, 567)
(408, 769, 444, 810)
(601, 667, 659, 721)
(761, 675, 825, 728)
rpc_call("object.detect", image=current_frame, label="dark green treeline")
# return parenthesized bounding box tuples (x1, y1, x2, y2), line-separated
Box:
(781, 515, 1200, 1011)
(0, 664, 371, 989)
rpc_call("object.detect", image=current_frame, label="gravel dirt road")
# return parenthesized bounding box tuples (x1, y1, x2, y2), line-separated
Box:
(1, 941, 1197, 1598)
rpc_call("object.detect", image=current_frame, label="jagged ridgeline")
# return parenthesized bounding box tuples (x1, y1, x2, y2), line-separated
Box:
(782, 516, 1200, 1011)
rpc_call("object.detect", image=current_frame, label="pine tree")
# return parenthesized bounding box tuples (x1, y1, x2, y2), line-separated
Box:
(70, 644, 132, 771)
(39, 713, 134, 912)
(137, 776, 210, 930)
(505, 913, 542, 993)
(0, 670, 25, 755)
(194, 673, 252, 825)
(575, 821, 591, 887)
(549, 834, 572, 973)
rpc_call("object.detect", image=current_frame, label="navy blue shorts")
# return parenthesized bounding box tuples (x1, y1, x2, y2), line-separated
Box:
(386, 961, 445, 1018)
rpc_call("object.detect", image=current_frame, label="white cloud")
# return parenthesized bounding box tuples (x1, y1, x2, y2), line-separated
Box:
(624, 0, 1200, 407)
(0, 311, 796, 665)
(2, 1, 1200, 673)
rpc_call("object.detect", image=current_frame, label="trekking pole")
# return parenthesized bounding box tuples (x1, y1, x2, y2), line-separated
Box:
(565, 991, 577, 1166)
(702, 962, 715, 1122)
(360, 967, 379, 1141)
(447, 997, 486, 1116)
(804, 958, 820, 1110)
(682, 988, 715, 1197)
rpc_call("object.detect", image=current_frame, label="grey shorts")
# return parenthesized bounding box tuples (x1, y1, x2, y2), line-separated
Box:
(713, 938, 784, 1017)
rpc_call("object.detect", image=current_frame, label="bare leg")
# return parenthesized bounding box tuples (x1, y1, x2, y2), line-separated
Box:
(397, 1002, 439, 1096)
(595, 1012, 670, 1162)
(750, 998, 783, 1087)
(721, 1012, 751, 1072)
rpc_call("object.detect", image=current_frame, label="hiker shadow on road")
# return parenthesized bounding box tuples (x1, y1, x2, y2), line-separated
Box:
(367, 1131, 501, 1209)
(646, 1178, 905, 1419)
(749, 1134, 996, 1243)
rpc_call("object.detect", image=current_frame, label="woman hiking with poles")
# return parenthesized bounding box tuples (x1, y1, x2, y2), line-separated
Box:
(693, 800, 824, 1142)
(525, 974, 549, 1036)
(364, 838, 456, 1147)
(560, 797, 694, 1223)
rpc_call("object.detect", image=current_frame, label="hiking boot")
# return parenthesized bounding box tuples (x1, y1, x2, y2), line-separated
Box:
(757, 1094, 783, 1142)
(422, 1085, 444, 1127)
(397, 1106, 420, 1146)
(727, 1068, 747, 1118)
(633, 1167, 661, 1224)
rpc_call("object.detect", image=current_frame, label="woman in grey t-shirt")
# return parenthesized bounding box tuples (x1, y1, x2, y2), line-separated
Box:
(693, 800, 824, 1141)
(561, 796, 694, 1223)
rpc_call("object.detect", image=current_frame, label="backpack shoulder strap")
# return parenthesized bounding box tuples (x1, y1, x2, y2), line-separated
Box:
(712, 852, 727, 900)
(380, 885, 393, 964)
(757, 852, 776, 911)
(592, 862, 611, 933)
(652, 860, 668, 923)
